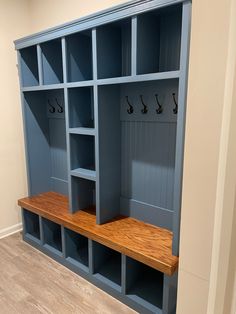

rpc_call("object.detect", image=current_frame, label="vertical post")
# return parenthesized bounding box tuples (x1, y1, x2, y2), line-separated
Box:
(62, 37, 73, 212)
(88, 239, 94, 275)
(131, 16, 137, 76)
(37, 44, 43, 85)
(92, 28, 100, 223)
(172, 1, 192, 255)
(162, 272, 178, 314)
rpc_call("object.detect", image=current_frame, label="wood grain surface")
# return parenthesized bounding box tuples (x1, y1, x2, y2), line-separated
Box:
(18, 192, 178, 276)
(0, 232, 136, 314)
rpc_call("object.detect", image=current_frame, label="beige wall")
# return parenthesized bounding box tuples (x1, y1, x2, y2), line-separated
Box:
(1, 0, 236, 312)
(0, 0, 30, 233)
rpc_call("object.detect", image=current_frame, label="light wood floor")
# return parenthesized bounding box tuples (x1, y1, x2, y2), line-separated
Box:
(0, 232, 137, 314)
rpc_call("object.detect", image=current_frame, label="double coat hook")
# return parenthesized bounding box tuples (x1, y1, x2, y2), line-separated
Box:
(126, 96, 133, 114)
(48, 100, 55, 113)
(55, 98, 63, 113)
(172, 93, 178, 114)
(140, 95, 148, 114)
(155, 94, 163, 114)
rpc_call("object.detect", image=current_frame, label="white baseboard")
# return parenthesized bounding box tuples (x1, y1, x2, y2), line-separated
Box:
(0, 223, 23, 239)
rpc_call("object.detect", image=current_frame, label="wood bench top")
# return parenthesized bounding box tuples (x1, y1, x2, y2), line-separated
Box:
(18, 191, 178, 276)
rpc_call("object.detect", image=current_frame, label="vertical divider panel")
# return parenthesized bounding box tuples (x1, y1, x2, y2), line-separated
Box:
(61, 225, 66, 258)
(172, 1, 192, 255)
(88, 238, 94, 275)
(131, 16, 137, 76)
(121, 254, 127, 295)
(162, 272, 178, 314)
(61, 37, 73, 212)
(37, 44, 43, 86)
(39, 216, 44, 245)
(92, 28, 100, 223)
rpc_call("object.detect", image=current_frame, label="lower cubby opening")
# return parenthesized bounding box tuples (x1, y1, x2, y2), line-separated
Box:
(93, 241, 121, 291)
(42, 218, 62, 255)
(65, 228, 89, 271)
(71, 176, 96, 212)
(126, 257, 163, 312)
(23, 209, 40, 241)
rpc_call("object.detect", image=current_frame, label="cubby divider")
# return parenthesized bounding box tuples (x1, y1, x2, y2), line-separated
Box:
(23, 209, 41, 242)
(65, 228, 89, 272)
(92, 241, 122, 292)
(20, 46, 39, 87)
(42, 218, 62, 255)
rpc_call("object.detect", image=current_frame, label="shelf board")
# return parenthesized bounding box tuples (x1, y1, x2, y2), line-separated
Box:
(97, 71, 180, 86)
(66, 80, 94, 88)
(71, 168, 96, 181)
(69, 128, 95, 136)
(22, 83, 64, 92)
(18, 192, 178, 276)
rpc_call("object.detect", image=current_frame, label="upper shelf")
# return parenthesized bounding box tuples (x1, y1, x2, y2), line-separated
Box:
(18, 191, 178, 276)
(18, 3, 182, 87)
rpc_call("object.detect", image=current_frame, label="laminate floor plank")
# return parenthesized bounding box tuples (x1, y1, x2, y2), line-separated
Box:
(0, 232, 136, 314)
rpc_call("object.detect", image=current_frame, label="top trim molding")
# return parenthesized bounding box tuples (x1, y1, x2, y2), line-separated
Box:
(14, 0, 187, 50)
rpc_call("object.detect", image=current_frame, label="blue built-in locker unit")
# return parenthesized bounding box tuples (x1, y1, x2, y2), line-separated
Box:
(15, 0, 191, 313)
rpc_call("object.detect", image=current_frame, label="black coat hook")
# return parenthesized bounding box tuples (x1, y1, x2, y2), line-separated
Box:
(55, 98, 63, 113)
(155, 94, 163, 114)
(126, 96, 133, 114)
(48, 99, 55, 113)
(140, 95, 148, 114)
(172, 93, 178, 114)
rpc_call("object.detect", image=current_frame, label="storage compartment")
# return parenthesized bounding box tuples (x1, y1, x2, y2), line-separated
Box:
(98, 80, 178, 226)
(23, 89, 68, 196)
(66, 31, 93, 82)
(23, 209, 40, 241)
(68, 87, 94, 129)
(126, 257, 163, 312)
(20, 46, 39, 87)
(70, 134, 95, 173)
(65, 228, 89, 271)
(71, 177, 96, 212)
(97, 19, 131, 79)
(41, 39, 63, 84)
(93, 242, 121, 291)
(42, 218, 62, 254)
(137, 4, 182, 74)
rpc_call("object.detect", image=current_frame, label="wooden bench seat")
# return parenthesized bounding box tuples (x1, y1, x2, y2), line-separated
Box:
(18, 191, 178, 276)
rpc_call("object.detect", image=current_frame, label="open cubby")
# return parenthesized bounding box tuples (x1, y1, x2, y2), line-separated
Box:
(20, 45, 39, 87)
(23, 209, 40, 241)
(65, 228, 89, 271)
(71, 176, 96, 211)
(137, 4, 182, 74)
(23, 89, 68, 196)
(97, 18, 131, 79)
(42, 218, 62, 254)
(126, 257, 163, 312)
(41, 39, 63, 85)
(68, 87, 94, 129)
(70, 134, 95, 172)
(93, 241, 121, 291)
(66, 31, 93, 82)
